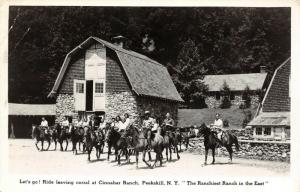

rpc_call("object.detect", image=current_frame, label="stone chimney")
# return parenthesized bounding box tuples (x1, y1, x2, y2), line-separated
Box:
(260, 65, 266, 73)
(111, 35, 126, 48)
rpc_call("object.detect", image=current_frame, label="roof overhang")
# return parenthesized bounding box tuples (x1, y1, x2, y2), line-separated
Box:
(248, 112, 290, 127)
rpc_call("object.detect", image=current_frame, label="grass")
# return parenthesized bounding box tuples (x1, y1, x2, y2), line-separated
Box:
(178, 106, 257, 129)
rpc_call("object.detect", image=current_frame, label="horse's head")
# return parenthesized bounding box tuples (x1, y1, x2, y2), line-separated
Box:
(105, 127, 112, 142)
(198, 123, 211, 136)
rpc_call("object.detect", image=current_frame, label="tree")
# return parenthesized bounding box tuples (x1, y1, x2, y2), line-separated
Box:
(220, 81, 231, 109)
(173, 39, 208, 108)
(240, 85, 251, 109)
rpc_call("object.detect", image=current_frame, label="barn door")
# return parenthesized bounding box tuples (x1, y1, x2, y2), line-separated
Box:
(93, 80, 105, 111)
(73, 80, 86, 111)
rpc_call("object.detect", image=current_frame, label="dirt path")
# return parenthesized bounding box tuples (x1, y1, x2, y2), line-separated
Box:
(8, 139, 289, 176)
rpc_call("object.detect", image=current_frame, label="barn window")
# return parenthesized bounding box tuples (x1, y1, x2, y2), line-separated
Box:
(95, 83, 104, 93)
(76, 83, 84, 93)
(264, 127, 271, 136)
(216, 92, 221, 100)
(256, 127, 262, 135)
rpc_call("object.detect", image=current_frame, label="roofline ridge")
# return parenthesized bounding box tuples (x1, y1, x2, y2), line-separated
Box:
(91, 36, 164, 67)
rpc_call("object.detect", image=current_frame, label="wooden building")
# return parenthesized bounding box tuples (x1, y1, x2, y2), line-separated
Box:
(203, 69, 268, 108)
(48, 36, 183, 124)
(248, 58, 290, 141)
(8, 103, 55, 138)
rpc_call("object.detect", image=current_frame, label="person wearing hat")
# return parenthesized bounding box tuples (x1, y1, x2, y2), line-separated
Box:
(142, 111, 156, 151)
(162, 112, 175, 131)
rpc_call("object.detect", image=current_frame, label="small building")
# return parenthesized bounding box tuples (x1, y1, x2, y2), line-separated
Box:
(48, 36, 183, 124)
(8, 103, 56, 138)
(203, 68, 268, 108)
(248, 58, 290, 141)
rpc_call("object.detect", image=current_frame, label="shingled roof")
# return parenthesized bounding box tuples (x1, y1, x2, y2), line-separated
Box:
(203, 73, 267, 92)
(48, 36, 183, 102)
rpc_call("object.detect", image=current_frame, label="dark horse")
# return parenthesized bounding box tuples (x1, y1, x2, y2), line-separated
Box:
(126, 126, 164, 169)
(57, 125, 69, 151)
(83, 127, 105, 161)
(160, 126, 180, 161)
(198, 123, 239, 165)
(70, 126, 84, 155)
(105, 127, 129, 165)
(32, 125, 51, 151)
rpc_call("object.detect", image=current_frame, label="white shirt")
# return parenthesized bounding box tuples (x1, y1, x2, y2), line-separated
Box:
(143, 117, 155, 129)
(99, 121, 106, 129)
(152, 123, 159, 131)
(82, 121, 89, 128)
(61, 120, 69, 127)
(40, 120, 48, 127)
(123, 118, 131, 129)
(116, 121, 125, 131)
(213, 119, 223, 129)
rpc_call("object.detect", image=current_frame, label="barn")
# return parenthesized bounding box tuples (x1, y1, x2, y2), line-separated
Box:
(48, 36, 184, 124)
(203, 68, 268, 109)
(8, 103, 56, 138)
(248, 58, 290, 141)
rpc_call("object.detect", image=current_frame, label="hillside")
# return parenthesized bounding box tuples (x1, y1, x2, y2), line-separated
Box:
(178, 106, 257, 129)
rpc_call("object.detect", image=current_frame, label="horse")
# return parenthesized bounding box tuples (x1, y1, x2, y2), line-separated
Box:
(83, 127, 105, 161)
(160, 126, 178, 161)
(170, 129, 181, 160)
(198, 123, 239, 165)
(126, 126, 164, 169)
(70, 126, 84, 155)
(32, 125, 51, 151)
(49, 124, 59, 150)
(57, 125, 69, 151)
(105, 127, 129, 165)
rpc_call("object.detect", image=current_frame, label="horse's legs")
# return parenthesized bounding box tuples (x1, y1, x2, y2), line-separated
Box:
(88, 148, 91, 161)
(152, 152, 159, 168)
(211, 148, 215, 164)
(59, 140, 63, 151)
(65, 140, 68, 151)
(165, 146, 169, 161)
(176, 145, 180, 160)
(135, 151, 139, 169)
(204, 148, 208, 165)
(54, 140, 57, 150)
(169, 146, 172, 161)
(107, 145, 111, 160)
(46, 139, 51, 151)
(35, 140, 40, 151)
(142, 150, 151, 168)
(226, 146, 233, 163)
(41, 140, 44, 151)
(148, 151, 152, 161)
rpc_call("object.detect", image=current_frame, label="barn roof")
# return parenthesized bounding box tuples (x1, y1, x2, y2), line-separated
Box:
(203, 73, 267, 92)
(261, 58, 290, 112)
(9, 103, 56, 116)
(248, 112, 290, 126)
(48, 36, 183, 102)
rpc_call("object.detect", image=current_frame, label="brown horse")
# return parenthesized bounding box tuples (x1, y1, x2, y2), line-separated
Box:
(126, 126, 164, 169)
(83, 127, 105, 161)
(198, 123, 239, 165)
(32, 125, 51, 151)
(105, 127, 129, 165)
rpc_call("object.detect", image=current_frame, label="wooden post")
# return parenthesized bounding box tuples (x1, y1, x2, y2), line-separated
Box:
(10, 122, 15, 139)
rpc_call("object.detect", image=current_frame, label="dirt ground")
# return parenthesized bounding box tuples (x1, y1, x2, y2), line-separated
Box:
(8, 139, 290, 177)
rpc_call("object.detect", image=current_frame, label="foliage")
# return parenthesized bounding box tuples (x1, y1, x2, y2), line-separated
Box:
(240, 85, 251, 109)
(242, 110, 252, 128)
(220, 81, 231, 109)
(223, 119, 229, 127)
(8, 7, 291, 104)
(173, 39, 208, 108)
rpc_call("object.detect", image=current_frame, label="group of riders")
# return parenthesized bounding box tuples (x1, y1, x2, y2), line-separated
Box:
(35, 111, 226, 151)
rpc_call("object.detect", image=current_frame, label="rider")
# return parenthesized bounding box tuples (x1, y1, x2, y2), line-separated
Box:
(163, 113, 175, 131)
(61, 116, 70, 133)
(211, 113, 224, 146)
(40, 117, 49, 134)
(142, 111, 156, 151)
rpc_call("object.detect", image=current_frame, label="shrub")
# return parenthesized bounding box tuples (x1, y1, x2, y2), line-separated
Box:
(240, 85, 251, 109)
(220, 81, 232, 109)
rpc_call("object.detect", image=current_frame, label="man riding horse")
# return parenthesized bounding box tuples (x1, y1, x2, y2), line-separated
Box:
(211, 113, 225, 147)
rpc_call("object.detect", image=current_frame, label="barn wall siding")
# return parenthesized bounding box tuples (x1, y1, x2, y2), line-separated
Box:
(263, 62, 290, 112)
(59, 55, 85, 94)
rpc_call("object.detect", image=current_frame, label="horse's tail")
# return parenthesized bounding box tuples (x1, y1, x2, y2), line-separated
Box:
(234, 136, 240, 151)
